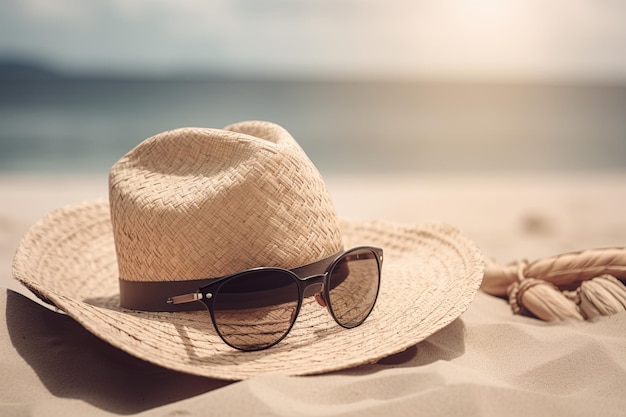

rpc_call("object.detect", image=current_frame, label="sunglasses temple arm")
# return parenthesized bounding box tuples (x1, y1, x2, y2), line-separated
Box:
(167, 292, 209, 305)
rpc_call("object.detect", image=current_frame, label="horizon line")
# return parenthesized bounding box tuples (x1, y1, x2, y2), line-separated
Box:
(2, 56, 626, 86)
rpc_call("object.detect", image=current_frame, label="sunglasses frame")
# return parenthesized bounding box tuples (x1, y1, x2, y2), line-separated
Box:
(169, 246, 383, 351)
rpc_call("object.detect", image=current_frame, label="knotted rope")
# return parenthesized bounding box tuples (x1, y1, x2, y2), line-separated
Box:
(482, 249, 626, 321)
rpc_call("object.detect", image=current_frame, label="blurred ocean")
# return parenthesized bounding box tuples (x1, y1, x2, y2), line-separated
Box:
(1, 76, 625, 175)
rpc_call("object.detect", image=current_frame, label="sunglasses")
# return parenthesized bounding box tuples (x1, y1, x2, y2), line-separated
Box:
(167, 246, 383, 351)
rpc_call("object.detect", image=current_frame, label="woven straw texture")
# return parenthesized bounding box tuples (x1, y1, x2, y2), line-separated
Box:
(109, 121, 343, 282)
(13, 200, 484, 380)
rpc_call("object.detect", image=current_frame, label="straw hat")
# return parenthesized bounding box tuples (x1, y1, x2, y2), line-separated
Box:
(13, 121, 484, 380)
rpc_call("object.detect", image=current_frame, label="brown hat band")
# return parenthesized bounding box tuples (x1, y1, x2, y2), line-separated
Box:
(119, 251, 343, 312)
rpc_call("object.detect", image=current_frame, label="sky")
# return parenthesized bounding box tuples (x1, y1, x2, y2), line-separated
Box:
(2, 0, 626, 80)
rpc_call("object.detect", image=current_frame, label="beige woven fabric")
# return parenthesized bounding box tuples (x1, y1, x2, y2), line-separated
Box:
(483, 248, 626, 321)
(12, 121, 484, 380)
(110, 121, 343, 282)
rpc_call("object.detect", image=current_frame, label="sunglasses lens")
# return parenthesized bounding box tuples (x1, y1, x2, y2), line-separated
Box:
(212, 270, 300, 351)
(327, 249, 380, 328)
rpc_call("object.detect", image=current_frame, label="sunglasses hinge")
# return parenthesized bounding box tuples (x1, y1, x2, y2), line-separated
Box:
(167, 291, 206, 305)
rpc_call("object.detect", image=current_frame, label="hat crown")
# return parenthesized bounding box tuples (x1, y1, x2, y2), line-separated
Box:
(109, 121, 343, 282)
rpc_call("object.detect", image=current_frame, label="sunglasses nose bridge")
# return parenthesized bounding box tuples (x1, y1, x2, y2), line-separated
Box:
(301, 274, 326, 299)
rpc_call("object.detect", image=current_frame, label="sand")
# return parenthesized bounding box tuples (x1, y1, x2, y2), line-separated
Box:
(2, 172, 626, 416)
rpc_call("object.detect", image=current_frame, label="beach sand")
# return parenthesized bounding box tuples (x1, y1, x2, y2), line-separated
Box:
(2, 172, 626, 416)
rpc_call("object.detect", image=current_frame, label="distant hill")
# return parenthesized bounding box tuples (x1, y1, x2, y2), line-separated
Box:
(0, 59, 63, 81)
(0, 58, 226, 82)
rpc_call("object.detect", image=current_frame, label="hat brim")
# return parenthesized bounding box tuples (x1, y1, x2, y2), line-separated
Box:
(13, 200, 484, 380)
